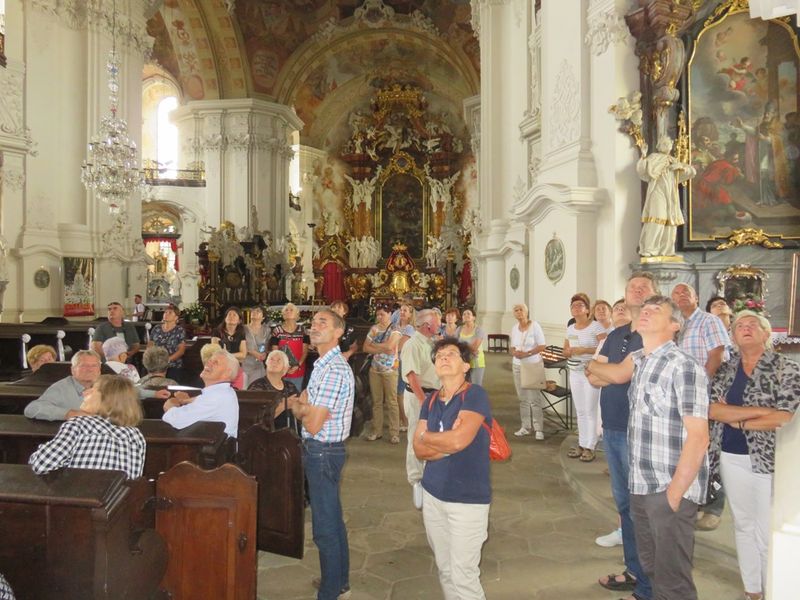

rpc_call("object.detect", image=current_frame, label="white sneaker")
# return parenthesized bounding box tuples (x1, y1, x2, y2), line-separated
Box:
(595, 528, 623, 548)
(534, 430, 545, 441)
(514, 427, 531, 437)
(413, 482, 423, 510)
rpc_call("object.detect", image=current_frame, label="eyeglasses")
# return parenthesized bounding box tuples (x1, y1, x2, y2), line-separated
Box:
(434, 351, 462, 362)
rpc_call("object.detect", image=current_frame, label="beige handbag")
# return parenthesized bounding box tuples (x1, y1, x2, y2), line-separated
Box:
(520, 359, 547, 390)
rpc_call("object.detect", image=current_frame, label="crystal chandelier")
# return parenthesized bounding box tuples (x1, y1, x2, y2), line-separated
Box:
(81, 0, 142, 214)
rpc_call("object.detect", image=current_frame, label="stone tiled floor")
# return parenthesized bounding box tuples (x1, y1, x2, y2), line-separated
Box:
(257, 354, 742, 599)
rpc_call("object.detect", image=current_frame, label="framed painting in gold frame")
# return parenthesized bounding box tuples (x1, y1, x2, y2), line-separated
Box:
(680, 1, 800, 249)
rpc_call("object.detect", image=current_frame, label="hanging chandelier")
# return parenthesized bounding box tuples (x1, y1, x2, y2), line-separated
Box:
(80, 0, 142, 214)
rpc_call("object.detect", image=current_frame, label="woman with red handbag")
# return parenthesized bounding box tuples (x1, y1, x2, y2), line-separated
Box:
(412, 338, 493, 600)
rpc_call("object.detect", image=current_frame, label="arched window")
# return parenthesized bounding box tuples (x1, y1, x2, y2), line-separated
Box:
(141, 72, 181, 177)
(157, 96, 179, 178)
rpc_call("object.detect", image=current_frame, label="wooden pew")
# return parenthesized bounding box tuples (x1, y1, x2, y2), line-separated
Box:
(0, 415, 229, 477)
(0, 464, 167, 599)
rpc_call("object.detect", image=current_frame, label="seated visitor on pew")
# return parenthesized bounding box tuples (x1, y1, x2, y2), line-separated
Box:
(196, 341, 245, 389)
(24, 350, 102, 420)
(139, 346, 178, 389)
(28, 375, 146, 479)
(162, 350, 240, 438)
(26, 344, 57, 373)
(102, 337, 141, 383)
(91, 301, 141, 359)
(248, 349, 299, 431)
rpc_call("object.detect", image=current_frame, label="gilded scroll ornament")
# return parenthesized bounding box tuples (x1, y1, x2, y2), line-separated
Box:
(715, 228, 785, 250)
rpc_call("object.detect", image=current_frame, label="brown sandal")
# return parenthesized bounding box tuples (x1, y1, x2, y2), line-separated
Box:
(580, 448, 596, 462)
(567, 446, 583, 458)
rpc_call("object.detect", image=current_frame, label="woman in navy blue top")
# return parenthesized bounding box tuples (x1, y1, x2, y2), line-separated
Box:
(412, 338, 492, 600)
(709, 310, 800, 600)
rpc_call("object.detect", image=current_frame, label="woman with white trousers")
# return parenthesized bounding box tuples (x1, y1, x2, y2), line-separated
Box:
(509, 303, 547, 440)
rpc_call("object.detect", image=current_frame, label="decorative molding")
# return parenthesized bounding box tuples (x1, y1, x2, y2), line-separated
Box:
(512, 176, 526, 202)
(549, 60, 580, 149)
(584, 7, 630, 56)
(527, 30, 541, 120)
(528, 156, 541, 182)
(0, 64, 37, 155)
(29, 0, 153, 56)
(512, 182, 606, 227)
(100, 209, 155, 265)
(0, 166, 25, 192)
(469, 0, 512, 39)
(312, 0, 441, 43)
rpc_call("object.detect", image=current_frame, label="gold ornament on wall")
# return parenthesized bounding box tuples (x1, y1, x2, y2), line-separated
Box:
(715, 228, 785, 250)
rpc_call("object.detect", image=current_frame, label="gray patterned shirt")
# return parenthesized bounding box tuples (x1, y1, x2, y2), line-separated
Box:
(628, 341, 709, 504)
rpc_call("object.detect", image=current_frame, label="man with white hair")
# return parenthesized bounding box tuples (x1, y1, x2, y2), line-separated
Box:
(400, 308, 441, 509)
(24, 350, 103, 420)
(162, 350, 240, 438)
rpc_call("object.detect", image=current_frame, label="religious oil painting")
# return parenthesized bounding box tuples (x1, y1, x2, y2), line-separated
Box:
(63, 257, 95, 317)
(684, 8, 800, 248)
(377, 173, 427, 260)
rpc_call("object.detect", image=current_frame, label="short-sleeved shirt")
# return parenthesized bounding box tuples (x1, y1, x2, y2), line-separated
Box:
(150, 324, 186, 368)
(400, 331, 439, 388)
(420, 384, 492, 504)
(677, 307, 730, 368)
(92, 321, 141, 350)
(599, 324, 643, 432)
(218, 327, 247, 356)
(304, 346, 354, 442)
(457, 326, 488, 369)
(29, 415, 146, 479)
(270, 325, 310, 377)
(367, 324, 401, 372)
(565, 321, 605, 370)
(162, 382, 239, 438)
(628, 341, 709, 504)
(510, 321, 546, 366)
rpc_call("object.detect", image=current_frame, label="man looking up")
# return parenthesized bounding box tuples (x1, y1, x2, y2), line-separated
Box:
(400, 308, 441, 509)
(671, 282, 730, 531)
(289, 309, 354, 600)
(24, 350, 102, 420)
(92, 301, 141, 358)
(671, 282, 729, 379)
(162, 349, 240, 438)
(587, 272, 659, 600)
(629, 296, 709, 600)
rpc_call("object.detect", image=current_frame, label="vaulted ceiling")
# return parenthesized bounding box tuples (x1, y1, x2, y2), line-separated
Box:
(146, 0, 479, 146)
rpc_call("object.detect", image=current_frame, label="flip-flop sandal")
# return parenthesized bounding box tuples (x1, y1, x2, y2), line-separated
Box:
(567, 446, 583, 458)
(580, 448, 596, 462)
(599, 570, 636, 591)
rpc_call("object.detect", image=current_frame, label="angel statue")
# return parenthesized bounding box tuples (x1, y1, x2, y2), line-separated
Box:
(636, 135, 696, 258)
(344, 167, 382, 212)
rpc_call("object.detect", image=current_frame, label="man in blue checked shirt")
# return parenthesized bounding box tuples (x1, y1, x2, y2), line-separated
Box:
(289, 309, 355, 600)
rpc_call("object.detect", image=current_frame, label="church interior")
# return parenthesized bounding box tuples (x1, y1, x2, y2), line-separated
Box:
(1, 0, 800, 597)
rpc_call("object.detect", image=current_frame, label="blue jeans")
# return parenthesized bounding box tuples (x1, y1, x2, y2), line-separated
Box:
(303, 439, 349, 600)
(604, 428, 652, 600)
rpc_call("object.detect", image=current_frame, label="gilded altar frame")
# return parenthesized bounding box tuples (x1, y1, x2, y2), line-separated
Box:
(374, 152, 431, 261)
(679, 0, 800, 249)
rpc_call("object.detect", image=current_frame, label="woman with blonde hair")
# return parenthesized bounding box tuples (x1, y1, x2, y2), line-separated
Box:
(395, 301, 417, 431)
(709, 311, 800, 600)
(26, 344, 57, 372)
(29, 375, 146, 479)
(510, 303, 547, 440)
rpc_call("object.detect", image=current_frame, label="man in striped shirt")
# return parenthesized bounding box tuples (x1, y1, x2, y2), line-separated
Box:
(290, 309, 355, 600)
(628, 295, 709, 600)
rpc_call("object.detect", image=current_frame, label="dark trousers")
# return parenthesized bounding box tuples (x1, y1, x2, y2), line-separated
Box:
(630, 491, 698, 600)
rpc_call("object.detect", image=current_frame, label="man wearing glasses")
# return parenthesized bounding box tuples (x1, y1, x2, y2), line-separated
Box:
(586, 271, 659, 600)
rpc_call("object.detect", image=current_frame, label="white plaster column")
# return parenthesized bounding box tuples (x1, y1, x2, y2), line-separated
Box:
(538, 0, 597, 188)
(172, 99, 303, 239)
(296, 145, 327, 291)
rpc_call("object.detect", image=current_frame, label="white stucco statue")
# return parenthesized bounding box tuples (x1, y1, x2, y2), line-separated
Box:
(344, 167, 381, 212)
(426, 170, 461, 213)
(347, 237, 360, 268)
(636, 135, 695, 258)
(425, 235, 442, 269)
(322, 210, 341, 237)
(361, 236, 380, 268)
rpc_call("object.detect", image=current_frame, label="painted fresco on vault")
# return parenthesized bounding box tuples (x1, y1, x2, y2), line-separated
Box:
(235, 0, 478, 96)
(686, 10, 800, 244)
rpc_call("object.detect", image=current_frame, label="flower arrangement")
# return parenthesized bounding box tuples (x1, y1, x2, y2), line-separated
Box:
(181, 302, 206, 324)
(732, 295, 766, 314)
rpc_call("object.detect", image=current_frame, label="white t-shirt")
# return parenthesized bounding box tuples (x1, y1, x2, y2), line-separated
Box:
(565, 321, 605, 370)
(510, 321, 546, 366)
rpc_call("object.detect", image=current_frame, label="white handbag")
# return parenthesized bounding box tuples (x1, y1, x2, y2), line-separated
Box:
(520, 359, 546, 390)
